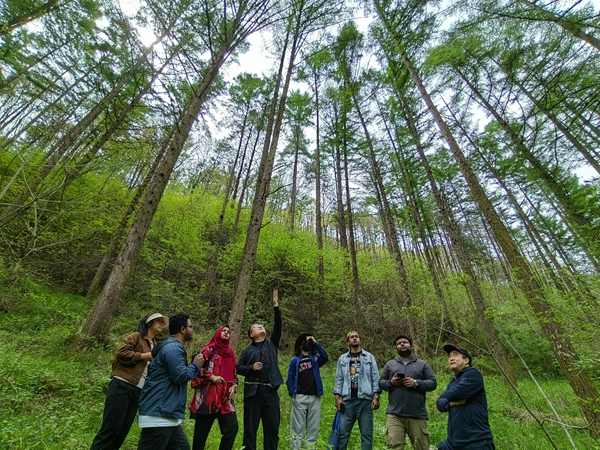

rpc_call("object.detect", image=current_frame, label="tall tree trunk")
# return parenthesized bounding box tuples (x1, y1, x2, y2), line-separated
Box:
(398, 93, 516, 384)
(349, 87, 418, 342)
(80, 31, 238, 341)
(343, 138, 365, 336)
(228, 18, 297, 350)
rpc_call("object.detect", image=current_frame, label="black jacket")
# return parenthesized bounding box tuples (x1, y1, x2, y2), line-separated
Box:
(379, 356, 437, 419)
(237, 307, 284, 397)
(436, 366, 493, 447)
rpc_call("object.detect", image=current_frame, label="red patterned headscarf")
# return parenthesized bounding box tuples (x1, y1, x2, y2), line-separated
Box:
(207, 325, 235, 358)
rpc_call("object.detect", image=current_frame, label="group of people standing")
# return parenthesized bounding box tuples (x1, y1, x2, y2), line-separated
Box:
(90, 290, 494, 450)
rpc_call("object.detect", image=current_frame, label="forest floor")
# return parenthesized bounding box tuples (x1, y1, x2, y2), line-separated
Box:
(1, 280, 599, 450)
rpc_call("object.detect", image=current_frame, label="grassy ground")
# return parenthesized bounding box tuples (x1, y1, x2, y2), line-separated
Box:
(1, 282, 599, 449)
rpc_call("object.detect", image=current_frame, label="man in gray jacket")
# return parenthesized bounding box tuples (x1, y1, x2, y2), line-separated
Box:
(379, 334, 437, 450)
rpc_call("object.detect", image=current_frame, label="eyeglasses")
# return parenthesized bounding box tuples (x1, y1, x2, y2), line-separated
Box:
(397, 341, 410, 345)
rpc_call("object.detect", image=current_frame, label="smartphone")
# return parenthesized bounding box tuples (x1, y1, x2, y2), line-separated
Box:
(395, 373, 405, 379)
(340, 403, 346, 413)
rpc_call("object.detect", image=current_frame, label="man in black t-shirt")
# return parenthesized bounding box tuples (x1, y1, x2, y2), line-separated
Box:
(286, 333, 329, 449)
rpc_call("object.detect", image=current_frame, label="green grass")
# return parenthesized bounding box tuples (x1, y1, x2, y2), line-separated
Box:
(1, 281, 599, 449)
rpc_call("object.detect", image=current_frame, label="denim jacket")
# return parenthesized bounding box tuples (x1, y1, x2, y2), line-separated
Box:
(333, 349, 380, 401)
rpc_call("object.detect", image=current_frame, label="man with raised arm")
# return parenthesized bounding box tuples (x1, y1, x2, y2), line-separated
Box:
(237, 290, 283, 450)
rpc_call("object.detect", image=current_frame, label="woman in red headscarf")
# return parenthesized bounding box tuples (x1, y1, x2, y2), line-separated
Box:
(190, 325, 238, 450)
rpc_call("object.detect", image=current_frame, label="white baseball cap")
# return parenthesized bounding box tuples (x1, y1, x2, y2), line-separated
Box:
(146, 313, 169, 327)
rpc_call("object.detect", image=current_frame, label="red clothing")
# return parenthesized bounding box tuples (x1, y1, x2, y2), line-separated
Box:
(190, 329, 238, 416)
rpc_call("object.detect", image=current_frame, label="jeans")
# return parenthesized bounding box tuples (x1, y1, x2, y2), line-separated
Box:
(290, 394, 321, 450)
(242, 385, 280, 450)
(192, 412, 238, 450)
(336, 398, 373, 450)
(137, 425, 190, 450)
(90, 377, 140, 450)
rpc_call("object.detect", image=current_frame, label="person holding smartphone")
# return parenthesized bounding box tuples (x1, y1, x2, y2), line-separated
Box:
(378, 334, 437, 450)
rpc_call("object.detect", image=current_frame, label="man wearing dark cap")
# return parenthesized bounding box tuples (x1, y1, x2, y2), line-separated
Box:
(236, 290, 283, 450)
(286, 333, 329, 449)
(436, 344, 495, 450)
(378, 334, 437, 450)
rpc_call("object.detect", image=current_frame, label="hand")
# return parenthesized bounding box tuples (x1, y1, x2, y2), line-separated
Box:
(209, 375, 225, 384)
(193, 353, 205, 367)
(450, 398, 467, 407)
(391, 373, 403, 387)
(141, 352, 153, 362)
(335, 397, 346, 412)
(402, 377, 418, 388)
(273, 289, 279, 308)
(228, 384, 237, 400)
(371, 397, 380, 410)
(252, 362, 263, 371)
(306, 336, 316, 344)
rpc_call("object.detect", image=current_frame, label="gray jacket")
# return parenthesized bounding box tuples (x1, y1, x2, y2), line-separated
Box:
(379, 356, 436, 420)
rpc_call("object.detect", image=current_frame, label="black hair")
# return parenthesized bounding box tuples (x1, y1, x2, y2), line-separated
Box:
(169, 313, 190, 335)
(135, 315, 150, 336)
(394, 334, 412, 346)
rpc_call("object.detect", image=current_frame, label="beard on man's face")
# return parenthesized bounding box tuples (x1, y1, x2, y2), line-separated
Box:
(397, 349, 411, 358)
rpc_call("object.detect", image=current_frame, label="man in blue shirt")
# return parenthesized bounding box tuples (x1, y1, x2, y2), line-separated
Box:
(436, 344, 495, 450)
(137, 313, 204, 450)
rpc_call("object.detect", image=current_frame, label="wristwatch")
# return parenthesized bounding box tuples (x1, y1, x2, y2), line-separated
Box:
(414, 380, 419, 388)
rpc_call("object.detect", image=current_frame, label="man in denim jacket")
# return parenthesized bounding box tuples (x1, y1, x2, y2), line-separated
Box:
(333, 331, 381, 450)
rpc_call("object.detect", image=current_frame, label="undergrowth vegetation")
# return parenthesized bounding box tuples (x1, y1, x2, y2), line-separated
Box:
(1, 279, 598, 449)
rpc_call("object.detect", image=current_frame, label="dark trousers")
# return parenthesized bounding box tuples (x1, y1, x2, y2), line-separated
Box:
(192, 412, 238, 450)
(91, 377, 140, 450)
(137, 425, 190, 450)
(438, 439, 495, 450)
(242, 385, 280, 450)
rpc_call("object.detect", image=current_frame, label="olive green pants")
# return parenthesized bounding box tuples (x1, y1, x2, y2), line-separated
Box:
(386, 414, 430, 450)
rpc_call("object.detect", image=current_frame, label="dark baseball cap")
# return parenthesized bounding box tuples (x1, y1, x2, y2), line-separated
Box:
(443, 344, 472, 365)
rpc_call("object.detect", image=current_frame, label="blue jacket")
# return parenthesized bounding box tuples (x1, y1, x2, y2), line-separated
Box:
(138, 337, 200, 420)
(333, 349, 380, 401)
(436, 366, 493, 447)
(286, 342, 329, 398)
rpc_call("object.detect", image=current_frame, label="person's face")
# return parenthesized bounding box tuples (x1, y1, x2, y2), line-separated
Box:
(221, 327, 231, 341)
(448, 350, 469, 373)
(347, 333, 361, 347)
(183, 319, 194, 342)
(395, 338, 412, 355)
(250, 324, 266, 339)
(149, 318, 165, 334)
